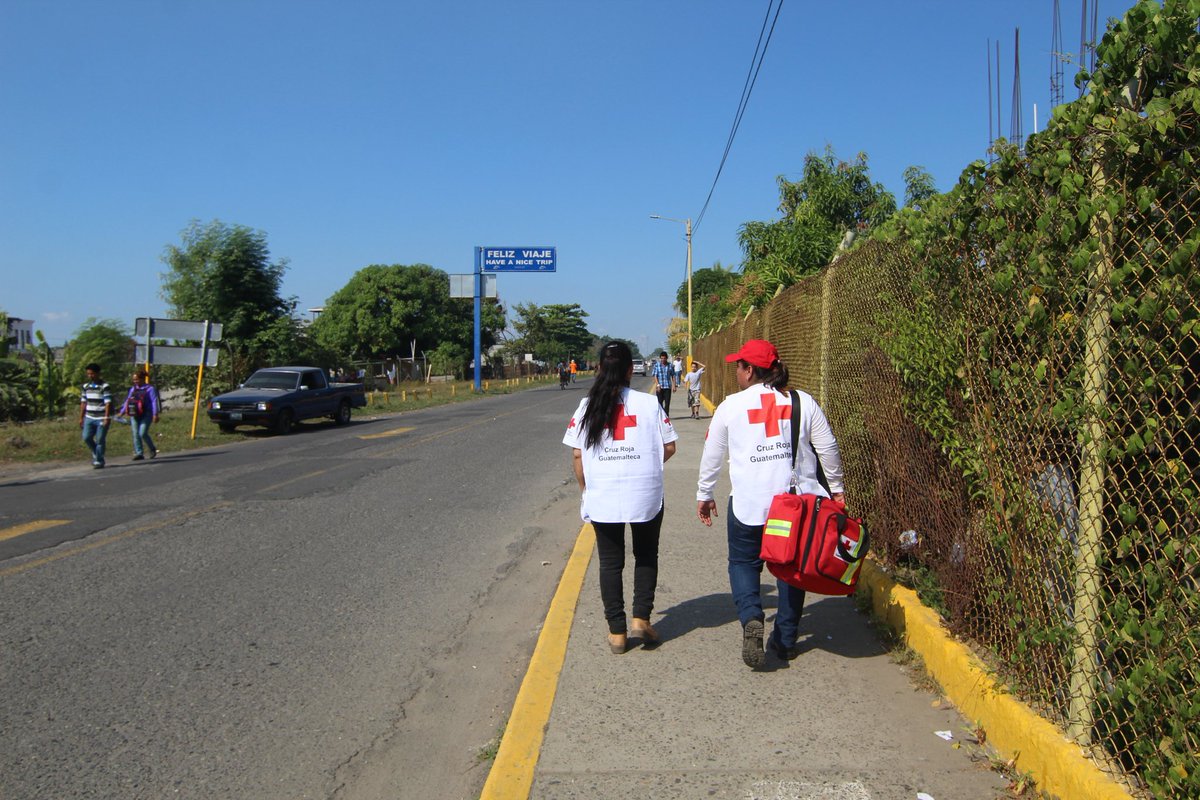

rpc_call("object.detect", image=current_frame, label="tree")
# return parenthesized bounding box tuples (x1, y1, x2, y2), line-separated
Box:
(902, 165, 938, 211)
(62, 318, 134, 391)
(429, 341, 470, 378)
(510, 303, 591, 364)
(0, 308, 36, 422)
(734, 146, 897, 311)
(675, 262, 739, 337)
(0, 357, 36, 422)
(595, 336, 642, 360)
(312, 264, 504, 360)
(160, 220, 290, 346)
(33, 330, 66, 419)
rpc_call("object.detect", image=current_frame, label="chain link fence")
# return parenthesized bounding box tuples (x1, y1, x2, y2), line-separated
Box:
(694, 124, 1198, 800)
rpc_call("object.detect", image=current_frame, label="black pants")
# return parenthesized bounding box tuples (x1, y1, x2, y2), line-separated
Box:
(592, 505, 665, 634)
(656, 387, 672, 415)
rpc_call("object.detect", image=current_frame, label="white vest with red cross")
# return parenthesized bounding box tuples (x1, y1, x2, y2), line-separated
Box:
(697, 384, 842, 526)
(563, 388, 678, 523)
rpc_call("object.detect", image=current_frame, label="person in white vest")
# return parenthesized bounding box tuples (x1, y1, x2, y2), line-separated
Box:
(696, 339, 845, 668)
(563, 340, 678, 654)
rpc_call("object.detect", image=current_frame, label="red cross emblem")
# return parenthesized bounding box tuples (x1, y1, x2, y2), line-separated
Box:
(567, 417, 577, 430)
(746, 393, 790, 437)
(611, 404, 637, 440)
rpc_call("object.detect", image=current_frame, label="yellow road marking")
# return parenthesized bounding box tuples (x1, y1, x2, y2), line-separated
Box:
(254, 468, 332, 494)
(0, 519, 71, 543)
(358, 426, 415, 440)
(479, 523, 593, 800)
(0, 503, 231, 579)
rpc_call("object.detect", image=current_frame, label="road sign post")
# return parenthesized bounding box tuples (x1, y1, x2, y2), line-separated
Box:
(469, 247, 557, 391)
(135, 317, 222, 440)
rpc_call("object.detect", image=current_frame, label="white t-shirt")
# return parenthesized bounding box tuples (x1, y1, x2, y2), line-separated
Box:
(563, 387, 678, 523)
(697, 384, 844, 525)
(682, 367, 704, 392)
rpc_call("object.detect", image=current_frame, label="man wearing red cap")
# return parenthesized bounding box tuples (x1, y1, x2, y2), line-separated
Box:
(696, 339, 844, 668)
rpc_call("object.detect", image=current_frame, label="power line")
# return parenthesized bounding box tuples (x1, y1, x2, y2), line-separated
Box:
(693, 0, 784, 233)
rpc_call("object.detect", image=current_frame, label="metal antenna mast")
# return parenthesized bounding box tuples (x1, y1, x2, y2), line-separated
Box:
(1051, 0, 1065, 108)
(1011, 28, 1024, 147)
(987, 38, 994, 159)
(996, 40, 1002, 144)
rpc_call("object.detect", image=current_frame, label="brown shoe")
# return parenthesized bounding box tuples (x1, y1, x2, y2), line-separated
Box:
(608, 633, 627, 654)
(629, 618, 660, 648)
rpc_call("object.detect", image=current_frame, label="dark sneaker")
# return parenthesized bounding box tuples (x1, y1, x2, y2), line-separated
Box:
(742, 620, 765, 668)
(132, 455, 144, 461)
(93, 463, 104, 469)
(149, 450, 158, 459)
(768, 634, 803, 661)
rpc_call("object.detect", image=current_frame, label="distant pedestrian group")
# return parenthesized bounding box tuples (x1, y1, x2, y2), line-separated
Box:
(79, 364, 161, 469)
(562, 338, 846, 669)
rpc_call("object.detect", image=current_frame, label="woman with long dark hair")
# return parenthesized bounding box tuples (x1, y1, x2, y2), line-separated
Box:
(562, 340, 678, 653)
(696, 339, 844, 668)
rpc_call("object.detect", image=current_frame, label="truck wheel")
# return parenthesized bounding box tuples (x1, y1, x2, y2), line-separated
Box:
(218, 423, 237, 434)
(334, 399, 352, 425)
(273, 409, 295, 435)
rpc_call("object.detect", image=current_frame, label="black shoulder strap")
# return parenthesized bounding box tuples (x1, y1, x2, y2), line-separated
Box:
(789, 389, 832, 494)
(788, 390, 801, 470)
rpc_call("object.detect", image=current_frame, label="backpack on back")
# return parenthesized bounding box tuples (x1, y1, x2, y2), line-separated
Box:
(128, 386, 148, 417)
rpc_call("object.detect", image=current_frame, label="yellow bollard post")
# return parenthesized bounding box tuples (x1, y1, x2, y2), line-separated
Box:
(402, 390, 407, 402)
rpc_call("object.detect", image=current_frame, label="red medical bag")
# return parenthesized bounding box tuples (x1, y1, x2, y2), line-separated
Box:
(760, 493, 869, 596)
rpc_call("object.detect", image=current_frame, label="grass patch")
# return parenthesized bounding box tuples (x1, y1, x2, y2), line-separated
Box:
(476, 720, 507, 763)
(0, 375, 560, 467)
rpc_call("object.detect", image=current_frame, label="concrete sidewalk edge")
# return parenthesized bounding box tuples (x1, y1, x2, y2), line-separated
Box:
(479, 523, 594, 800)
(861, 560, 1135, 800)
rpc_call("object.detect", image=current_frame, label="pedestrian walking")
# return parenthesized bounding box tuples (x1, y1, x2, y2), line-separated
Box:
(682, 359, 706, 418)
(79, 363, 112, 469)
(569, 358, 578, 383)
(695, 339, 845, 668)
(650, 351, 677, 416)
(118, 369, 160, 461)
(563, 340, 678, 653)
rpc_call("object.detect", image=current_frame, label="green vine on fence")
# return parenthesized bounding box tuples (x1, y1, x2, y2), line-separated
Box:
(871, 1, 1199, 795)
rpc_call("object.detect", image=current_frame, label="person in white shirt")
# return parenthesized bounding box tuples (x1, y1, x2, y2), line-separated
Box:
(564, 340, 678, 654)
(695, 339, 845, 668)
(682, 360, 706, 419)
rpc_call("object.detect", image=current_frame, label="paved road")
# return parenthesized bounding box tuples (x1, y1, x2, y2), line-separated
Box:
(0, 382, 589, 800)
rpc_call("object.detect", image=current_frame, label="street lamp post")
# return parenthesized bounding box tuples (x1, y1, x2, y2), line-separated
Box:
(649, 214, 693, 367)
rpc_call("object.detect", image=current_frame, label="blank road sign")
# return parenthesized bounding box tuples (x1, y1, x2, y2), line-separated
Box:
(135, 344, 219, 367)
(135, 318, 224, 342)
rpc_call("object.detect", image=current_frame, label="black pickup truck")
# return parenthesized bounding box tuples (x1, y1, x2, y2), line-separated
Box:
(207, 367, 367, 434)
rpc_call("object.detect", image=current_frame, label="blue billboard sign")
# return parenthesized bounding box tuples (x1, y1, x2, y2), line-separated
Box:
(481, 247, 556, 272)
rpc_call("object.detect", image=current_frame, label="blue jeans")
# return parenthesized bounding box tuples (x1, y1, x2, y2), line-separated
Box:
(726, 498, 806, 648)
(82, 417, 109, 465)
(131, 414, 156, 457)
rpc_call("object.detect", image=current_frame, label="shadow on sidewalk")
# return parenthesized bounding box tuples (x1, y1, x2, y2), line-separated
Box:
(651, 590, 886, 662)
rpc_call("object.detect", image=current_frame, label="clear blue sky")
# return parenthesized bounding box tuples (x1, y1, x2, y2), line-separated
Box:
(2, 0, 1133, 352)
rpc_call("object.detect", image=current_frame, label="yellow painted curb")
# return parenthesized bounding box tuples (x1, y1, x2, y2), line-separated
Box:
(479, 523, 594, 800)
(860, 560, 1134, 800)
(700, 394, 716, 414)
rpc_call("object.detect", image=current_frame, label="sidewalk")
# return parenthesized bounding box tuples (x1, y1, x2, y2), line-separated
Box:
(499, 407, 1012, 800)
